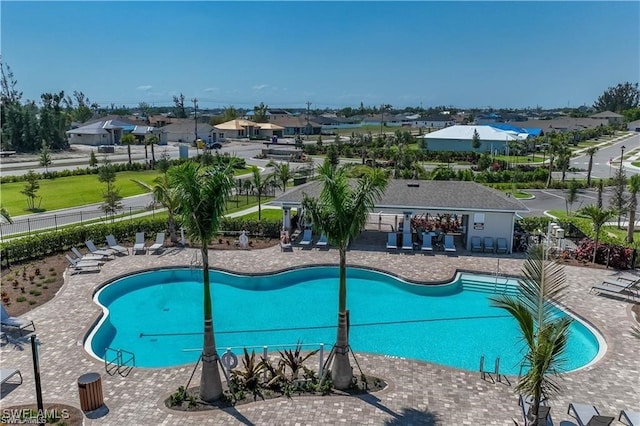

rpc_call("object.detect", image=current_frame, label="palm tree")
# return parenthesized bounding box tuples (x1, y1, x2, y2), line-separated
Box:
(120, 133, 136, 165)
(132, 174, 180, 244)
(168, 161, 234, 402)
(585, 146, 598, 187)
(491, 244, 571, 426)
(626, 175, 640, 243)
(147, 135, 159, 166)
(302, 159, 388, 389)
(579, 205, 614, 263)
(0, 206, 12, 224)
(250, 166, 272, 221)
(271, 162, 294, 194)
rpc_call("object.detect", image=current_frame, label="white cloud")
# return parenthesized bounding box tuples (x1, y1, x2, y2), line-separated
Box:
(136, 85, 153, 91)
(204, 87, 219, 92)
(252, 84, 269, 90)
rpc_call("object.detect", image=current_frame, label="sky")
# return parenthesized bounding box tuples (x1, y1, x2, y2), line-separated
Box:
(1, 1, 638, 110)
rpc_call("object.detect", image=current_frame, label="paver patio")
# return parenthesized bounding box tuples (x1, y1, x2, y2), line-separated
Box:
(0, 241, 638, 425)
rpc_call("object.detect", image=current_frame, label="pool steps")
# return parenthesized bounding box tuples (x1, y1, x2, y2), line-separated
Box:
(461, 275, 520, 296)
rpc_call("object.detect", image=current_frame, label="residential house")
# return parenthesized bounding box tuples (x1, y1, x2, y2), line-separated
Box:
(422, 125, 526, 153)
(213, 119, 284, 141)
(410, 114, 456, 129)
(268, 116, 322, 136)
(66, 117, 154, 146)
(159, 120, 214, 145)
(627, 119, 640, 132)
(517, 117, 609, 134)
(590, 111, 624, 125)
(475, 113, 503, 124)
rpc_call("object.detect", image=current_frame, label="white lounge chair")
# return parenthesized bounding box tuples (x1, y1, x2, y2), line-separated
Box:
(148, 233, 166, 254)
(619, 410, 640, 426)
(65, 254, 102, 275)
(470, 236, 483, 252)
(444, 234, 456, 252)
(316, 233, 328, 247)
(85, 240, 116, 257)
(496, 238, 509, 254)
(483, 237, 495, 253)
(71, 247, 107, 263)
(299, 229, 313, 246)
(386, 233, 398, 250)
(0, 368, 22, 385)
(106, 234, 129, 255)
(0, 304, 35, 336)
(133, 232, 147, 255)
(568, 403, 614, 426)
(421, 232, 433, 252)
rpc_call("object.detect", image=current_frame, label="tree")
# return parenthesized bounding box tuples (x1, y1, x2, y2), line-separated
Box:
(626, 175, 640, 243)
(271, 162, 293, 194)
(597, 180, 604, 209)
(39, 91, 69, 151)
(89, 150, 98, 168)
(609, 168, 627, 229)
(556, 143, 571, 182)
(0, 206, 12, 224)
(301, 159, 388, 389)
(579, 205, 614, 263)
(253, 102, 268, 123)
(133, 174, 180, 244)
(20, 170, 40, 211)
(622, 107, 640, 123)
(98, 157, 122, 216)
(593, 82, 639, 113)
(585, 146, 598, 187)
(222, 105, 238, 122)
(172, 93, 187, 118)
(490, 244, 571, 425)
(147, 135, 158, 166)
(39, 141, 52, 173)
(249, 166, 271, 221)
(545, 139, 561, 189)
(471, 129, 481, 150)
(565, 180, 579, 216)
(120, 133, 136, 165)
(169, 162, 234, 402)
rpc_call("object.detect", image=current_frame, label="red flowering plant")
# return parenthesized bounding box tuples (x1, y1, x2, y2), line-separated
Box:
(574, 238, 632, 269)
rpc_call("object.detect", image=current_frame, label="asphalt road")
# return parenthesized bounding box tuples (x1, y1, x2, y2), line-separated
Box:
(518, 188, 613, 218)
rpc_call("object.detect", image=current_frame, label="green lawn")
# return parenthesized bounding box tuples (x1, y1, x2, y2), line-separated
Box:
(1, 171, 161, 215)
(224, 195, 275, 215)
(547, 209, 640, 243)
(232, 207, 287, 221)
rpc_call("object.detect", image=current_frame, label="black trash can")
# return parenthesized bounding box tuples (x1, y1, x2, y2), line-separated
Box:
(78, 372, 104, 412)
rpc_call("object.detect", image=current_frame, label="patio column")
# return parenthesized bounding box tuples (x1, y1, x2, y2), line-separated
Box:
(282, 207, 291, 231)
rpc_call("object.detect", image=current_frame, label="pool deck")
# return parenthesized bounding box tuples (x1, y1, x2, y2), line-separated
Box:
(1, 241, 638, 425)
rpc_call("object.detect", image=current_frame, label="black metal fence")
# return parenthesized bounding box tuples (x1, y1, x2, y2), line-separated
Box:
(0, 205, 156, 240)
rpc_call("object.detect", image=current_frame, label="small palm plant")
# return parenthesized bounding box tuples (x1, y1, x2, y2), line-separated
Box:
(579, 205, 614, 263)
(490, 244, 572, 425)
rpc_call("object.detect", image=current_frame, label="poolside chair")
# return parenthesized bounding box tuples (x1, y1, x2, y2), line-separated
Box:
(85, 240, 116, 257)
(316, 233, 328, 247)
(496, 238, 509, 254)
(402, 231, 413, 251)
(148, 232, 166, 254)
(421, 232, 433, 252)
(133, 232, 147, 255)
(65, 254, 102, 275)
(444, 234, 456, 252)
(519, 395, 552, 426)
(589, 278, 639, 300)
(299, 229, 313, 247)
(483, 236, 495, 253)
(71, 247, 107, 263)
(0, 368, 22, 386)
(470, 236, 483, 252)
(568, 403, 614, 426)
(386, 233, 398, 250)
(280, 230, 292, 251)
(106, 234, 129, 255)
(0, 304, 35, 336)
(619, 410, 640, 426)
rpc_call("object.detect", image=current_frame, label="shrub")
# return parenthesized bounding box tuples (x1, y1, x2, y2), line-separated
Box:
(574, 238, 632, 269)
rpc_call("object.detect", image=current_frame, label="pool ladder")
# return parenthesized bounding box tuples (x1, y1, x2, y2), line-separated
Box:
(479, 354, 509, 385)
(190, 252, 202, 268)
(104, 347, 136, 377)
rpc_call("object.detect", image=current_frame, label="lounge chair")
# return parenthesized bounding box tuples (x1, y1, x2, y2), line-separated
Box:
(148, 233, 166, 254)
(280, 230, 292, 251)
(316, 233, 328, 247)
(470, 236, 483, 252)
(106, 234, 129, 255)
(71, 247, 107, 263)
(496, 237, 509, 254)
(0, 304, 35, 336)
(386, 233, 398, 250)
(444, 234, 456, 252)
(483, 237, 495, 253)
(0, 368, 22, 386)
(568, 403, 614, 426)
(619, 410, 640, 426)
(519, 395, 552, 426)
(65, 254, 102, 275)
(421, 232, 433, 252)
(402, 231, 413, 251)
(590, 278, 638, 300)
(299, 229, 313, 246)
(85, 240, 116, 257)
(133, 232, 147, 254)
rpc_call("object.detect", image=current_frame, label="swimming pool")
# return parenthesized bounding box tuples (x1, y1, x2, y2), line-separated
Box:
(86, 267, 602, 375)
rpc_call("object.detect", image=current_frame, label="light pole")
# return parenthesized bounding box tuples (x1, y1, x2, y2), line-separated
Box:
(620, 145, 626, 172)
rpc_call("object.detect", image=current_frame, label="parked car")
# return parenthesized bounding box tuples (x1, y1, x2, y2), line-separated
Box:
(207, 142, 222, 150)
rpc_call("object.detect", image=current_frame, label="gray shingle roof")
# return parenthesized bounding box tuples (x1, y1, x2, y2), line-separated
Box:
(273, 179, 528, 213)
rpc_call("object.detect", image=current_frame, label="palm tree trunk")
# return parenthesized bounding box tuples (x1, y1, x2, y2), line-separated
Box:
(587, 156, 593, 187)
(168, 217, 178, 244)
(627, 201, 636, 243)
(332, 248, 352, 390)
(592, 232, 599, 264)
(545, 158, 554, 188)
(151, 142, 156, 164)
(257, 193, 262, 221)
(199, 247, 223, 402)
(127, 145, 132, 165)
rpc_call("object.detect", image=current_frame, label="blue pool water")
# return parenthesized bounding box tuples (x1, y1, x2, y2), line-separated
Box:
(87, 267, 601, 374)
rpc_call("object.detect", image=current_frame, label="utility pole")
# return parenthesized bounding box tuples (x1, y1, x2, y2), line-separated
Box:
(192, 98, 198, 142)
(306, 101, 311, 135)
(380, 104, 384, 136)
